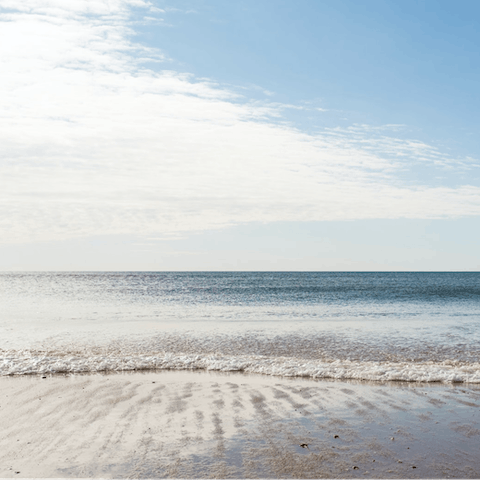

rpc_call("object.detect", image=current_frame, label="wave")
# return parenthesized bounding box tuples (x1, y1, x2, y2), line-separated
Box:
(2, 349, 480, 383)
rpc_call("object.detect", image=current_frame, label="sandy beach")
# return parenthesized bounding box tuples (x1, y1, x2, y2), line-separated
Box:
(1, 371, 480, 478)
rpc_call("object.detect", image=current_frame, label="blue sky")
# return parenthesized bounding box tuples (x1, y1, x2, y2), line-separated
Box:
(144, 0, 480, 154)
(1, 0, 479, 270)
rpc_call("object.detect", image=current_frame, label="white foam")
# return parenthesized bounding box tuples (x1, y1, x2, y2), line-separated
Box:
(2, 350, 480, 383)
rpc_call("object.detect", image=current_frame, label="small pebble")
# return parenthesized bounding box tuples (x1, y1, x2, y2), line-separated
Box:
(334, 435, 339, 438)
(391, 437, 395, 440)
(353, 466, 359, 470)
(412, 466, 417, 469)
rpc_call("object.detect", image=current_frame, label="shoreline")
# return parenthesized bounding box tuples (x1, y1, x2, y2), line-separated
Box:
(1, 370, 480, 478)
(4, 366, 480, 386)
(3, 348, 480, 383)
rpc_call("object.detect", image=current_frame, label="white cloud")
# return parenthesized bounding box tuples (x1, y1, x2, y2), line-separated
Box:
(1, 0, 480, 245)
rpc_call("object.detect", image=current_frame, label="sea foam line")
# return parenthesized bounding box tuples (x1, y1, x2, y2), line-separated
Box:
(1, 351, 480, 383)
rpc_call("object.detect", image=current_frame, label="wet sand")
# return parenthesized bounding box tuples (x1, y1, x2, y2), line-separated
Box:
(1, 370, 480, 478)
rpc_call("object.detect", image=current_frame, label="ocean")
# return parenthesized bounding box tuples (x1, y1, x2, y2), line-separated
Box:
(1, 272, 479, 382)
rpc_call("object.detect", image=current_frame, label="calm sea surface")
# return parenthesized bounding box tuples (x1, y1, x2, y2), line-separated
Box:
(1, 272, 479, 382)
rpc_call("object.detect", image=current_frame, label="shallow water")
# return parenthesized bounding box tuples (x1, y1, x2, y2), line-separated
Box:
(1, 272, 479, 381)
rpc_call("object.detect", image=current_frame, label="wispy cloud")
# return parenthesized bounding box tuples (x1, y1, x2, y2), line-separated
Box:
(1, 0, 480, 245)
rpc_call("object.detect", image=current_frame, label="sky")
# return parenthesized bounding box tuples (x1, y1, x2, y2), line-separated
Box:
(1, 0, 479, 271)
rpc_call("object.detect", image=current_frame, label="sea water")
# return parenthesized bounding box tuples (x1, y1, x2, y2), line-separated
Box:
(1, 272, 479, 382)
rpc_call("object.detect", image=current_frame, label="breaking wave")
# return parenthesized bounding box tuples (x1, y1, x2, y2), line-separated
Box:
(2, 349, 480, 383)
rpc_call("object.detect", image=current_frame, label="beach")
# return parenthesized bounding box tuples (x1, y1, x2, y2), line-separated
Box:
(3, 0, 480, 476)
(2, 272, 480, 477)
(1, 370, 480, 478)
